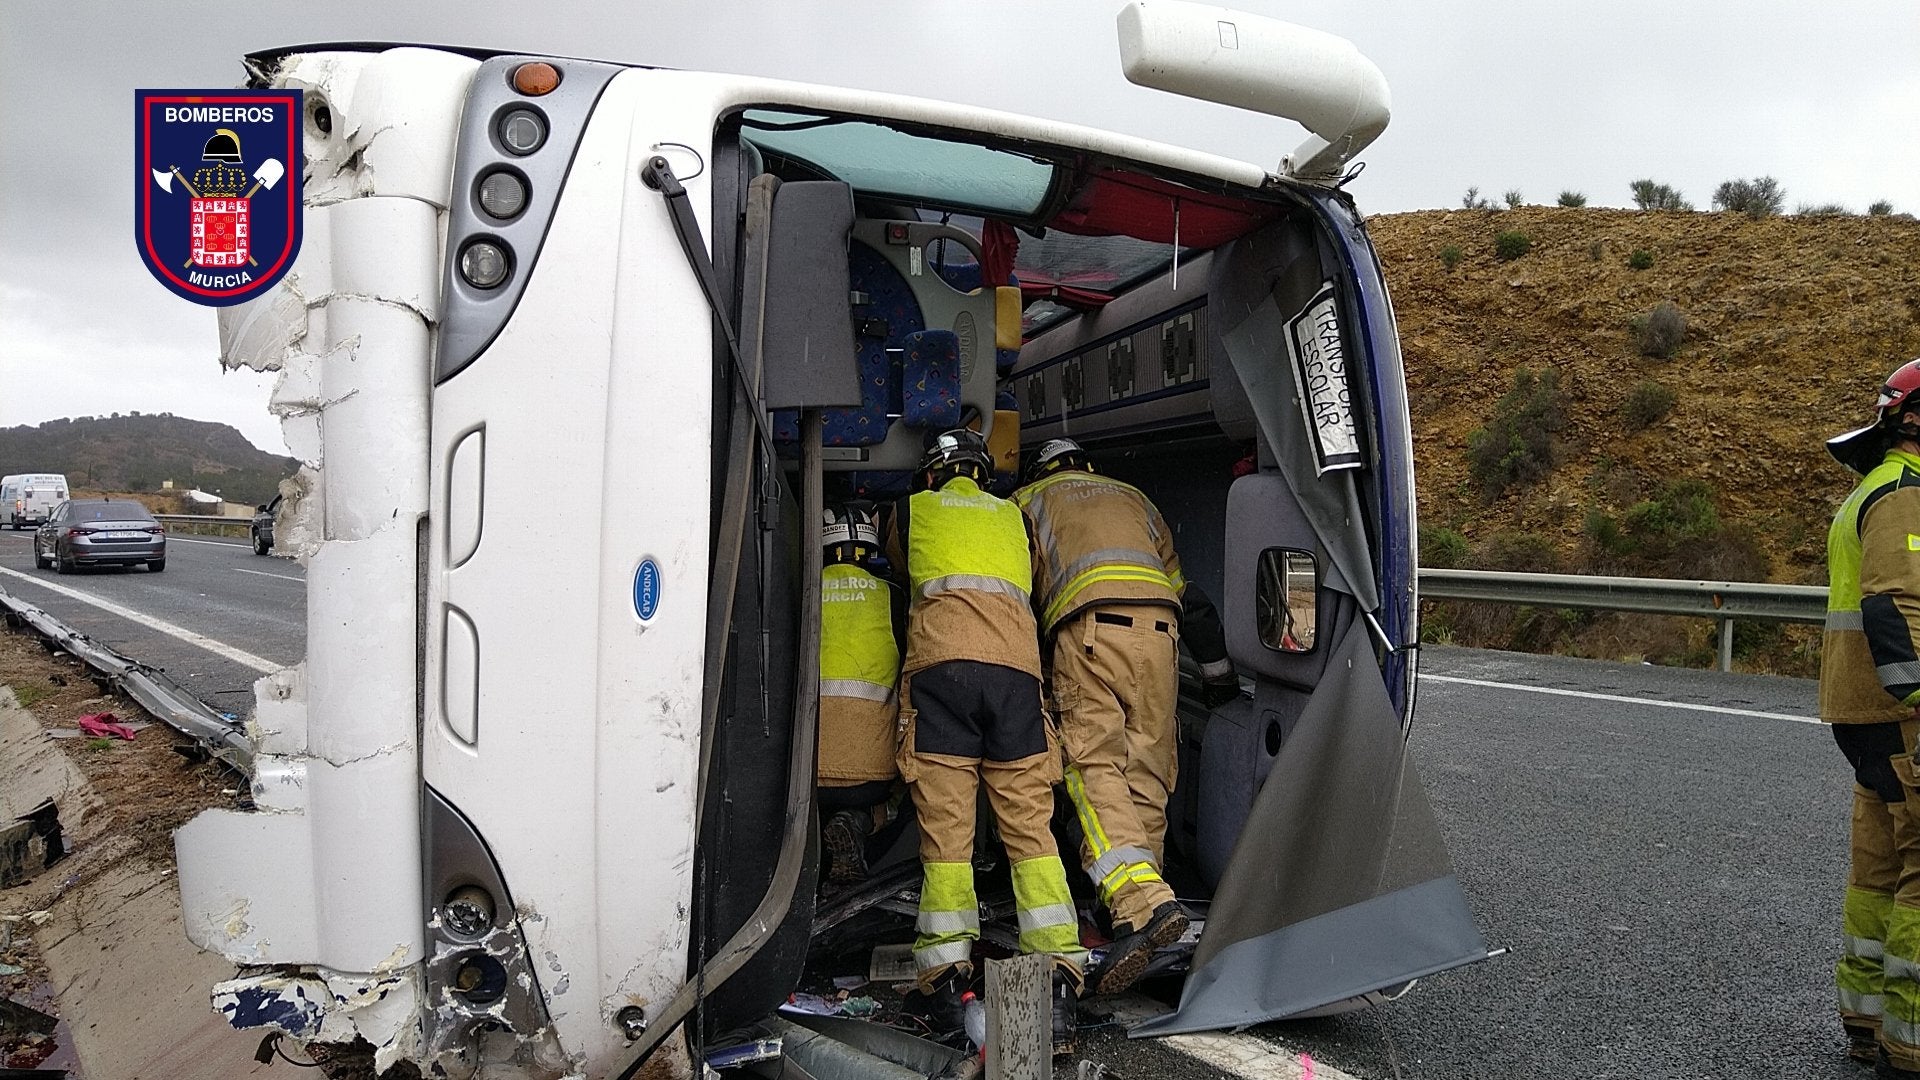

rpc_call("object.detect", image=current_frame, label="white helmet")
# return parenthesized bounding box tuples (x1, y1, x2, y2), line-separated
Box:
(919, 428, 993, 482)
(1024, 437, 1088, 484)
(822, 504, 880, 554)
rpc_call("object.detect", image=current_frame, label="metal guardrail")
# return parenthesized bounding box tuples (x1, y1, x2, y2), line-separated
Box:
(1418, 567, 1827, 672)
(154, 513, 251, 530)
(0, 583, 253, 773)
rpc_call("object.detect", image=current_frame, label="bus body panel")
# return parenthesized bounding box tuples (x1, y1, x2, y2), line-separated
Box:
(423, 68, 716, 1072)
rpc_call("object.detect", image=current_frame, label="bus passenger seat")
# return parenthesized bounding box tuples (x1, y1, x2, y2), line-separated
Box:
(774, 240, 925, 448)
(900, 330, 961, 430)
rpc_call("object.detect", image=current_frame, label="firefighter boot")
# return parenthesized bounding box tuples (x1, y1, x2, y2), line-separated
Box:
(1879, 1046, 1920, 1079)
(822, 807, 873, 885)
(1088, 901, 1190, 996)
(1051, 969, 1080, 1057)
(904, 968, 971, 1039)
(1850, 1023, 1882, 1064)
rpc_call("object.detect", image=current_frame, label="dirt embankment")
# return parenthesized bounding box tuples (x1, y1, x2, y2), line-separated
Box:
(1365, 207, 1920, 667)
(1373, 207, 1920, 575)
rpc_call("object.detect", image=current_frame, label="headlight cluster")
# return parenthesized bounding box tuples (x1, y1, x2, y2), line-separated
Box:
(456, 63, 561, 292)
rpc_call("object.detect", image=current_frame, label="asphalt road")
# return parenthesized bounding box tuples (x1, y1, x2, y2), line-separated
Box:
(0, 534, 1865, 1078)
(0, 527, 304, 718)
(1264, 647, 1853, 1080)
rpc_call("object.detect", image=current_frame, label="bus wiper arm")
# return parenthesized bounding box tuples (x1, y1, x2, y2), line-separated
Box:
(641, 154, 777, 455)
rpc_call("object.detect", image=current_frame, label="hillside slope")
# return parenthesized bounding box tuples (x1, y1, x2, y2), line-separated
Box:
(0, 415, 294, 505)
(1372, 207, 1920, 580)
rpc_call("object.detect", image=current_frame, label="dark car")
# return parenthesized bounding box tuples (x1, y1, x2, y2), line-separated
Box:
(251, 494, 281, 555)
(33, 499, 166, 574)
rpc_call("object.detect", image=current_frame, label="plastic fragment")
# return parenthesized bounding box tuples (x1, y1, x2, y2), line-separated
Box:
(77, 713, 137, 740)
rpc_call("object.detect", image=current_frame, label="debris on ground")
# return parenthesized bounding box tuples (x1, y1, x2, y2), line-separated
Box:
(75, 713, 137, 740)
(1, 622, 249, 1076)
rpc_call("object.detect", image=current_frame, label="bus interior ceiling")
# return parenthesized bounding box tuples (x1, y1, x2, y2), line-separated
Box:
(741, 106, 1308, 511)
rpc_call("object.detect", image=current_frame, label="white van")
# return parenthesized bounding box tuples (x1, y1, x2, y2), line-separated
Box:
(0, 473, 69, 529)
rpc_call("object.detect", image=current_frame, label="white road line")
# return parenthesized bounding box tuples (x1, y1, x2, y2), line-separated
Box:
(0, 566, 279, 674)
(1419, 672, 1819, 724)
(1099, 994, 1360, 1080)
(231, 567, 303, 582)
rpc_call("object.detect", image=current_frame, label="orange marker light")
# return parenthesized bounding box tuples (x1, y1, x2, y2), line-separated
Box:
(511, 63, 561, 97)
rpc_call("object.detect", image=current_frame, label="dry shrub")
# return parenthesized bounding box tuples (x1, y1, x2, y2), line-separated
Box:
(1633, 302, 1687, 358)
(1466, 368, 1568, 496)
(1623, 381, 1676, 428)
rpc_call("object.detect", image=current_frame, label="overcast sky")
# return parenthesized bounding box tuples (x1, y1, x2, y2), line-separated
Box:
(3, 0, 1915, 455)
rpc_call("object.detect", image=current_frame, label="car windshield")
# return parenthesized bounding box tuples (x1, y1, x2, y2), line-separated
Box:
(68, 502, 155, 522)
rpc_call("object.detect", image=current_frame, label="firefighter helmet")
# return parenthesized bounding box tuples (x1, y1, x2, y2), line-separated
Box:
(1829, 359, 1920, 474)
(919, 428, 993, 486)
(202, 128, 243, 163)
(1024, 437, 1090, 484)
(821, 504, 880, 562)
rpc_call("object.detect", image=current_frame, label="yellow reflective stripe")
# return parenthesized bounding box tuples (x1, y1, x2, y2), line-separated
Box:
(1088, 845, 1156, 882)
(1044, 546, 1165, 595)
(1064, 767, 1115, 854)
(1043, 567, 1177, 628)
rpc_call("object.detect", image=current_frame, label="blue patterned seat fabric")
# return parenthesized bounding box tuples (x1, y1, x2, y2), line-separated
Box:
(774, 241, 922, 447)
(901, 330, 961, 430)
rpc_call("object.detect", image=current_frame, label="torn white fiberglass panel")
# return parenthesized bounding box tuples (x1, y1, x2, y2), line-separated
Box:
(179, 46, 474, 1077)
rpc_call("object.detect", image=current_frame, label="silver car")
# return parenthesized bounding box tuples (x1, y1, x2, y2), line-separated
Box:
(34, 499, 167, 574)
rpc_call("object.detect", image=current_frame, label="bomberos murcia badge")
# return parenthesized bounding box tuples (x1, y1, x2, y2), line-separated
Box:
(136, 89, 303, 306)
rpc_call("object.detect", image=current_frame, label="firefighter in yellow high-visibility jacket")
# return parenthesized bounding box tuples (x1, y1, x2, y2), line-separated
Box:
(815, 503, 903, 886)
(1014, 437, 1235, 997)
(885, 428, 1087, 1056)
(1824, 358, 1920, 1076)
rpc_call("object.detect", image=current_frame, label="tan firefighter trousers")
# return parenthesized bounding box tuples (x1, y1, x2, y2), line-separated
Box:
(896, 660, 1085, 986)
(1051, 602, 1180, 930)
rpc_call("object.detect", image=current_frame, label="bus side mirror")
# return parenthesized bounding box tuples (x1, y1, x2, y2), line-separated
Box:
(1256, 547, 1318, 652)
(740, 176, 862, 412)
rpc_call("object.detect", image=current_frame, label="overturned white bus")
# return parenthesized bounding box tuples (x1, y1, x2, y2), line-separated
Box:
(176, 5, 1488, 1077)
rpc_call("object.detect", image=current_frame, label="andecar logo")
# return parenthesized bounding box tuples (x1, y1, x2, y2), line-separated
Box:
(136, 89, 304, 307)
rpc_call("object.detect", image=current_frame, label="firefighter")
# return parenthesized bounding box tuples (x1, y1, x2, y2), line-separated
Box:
(1013, 437, 1235, 997)
(886, 428, 1086, 1055)
(1823, 358, 1920, 1076)
(815, 503, 903, 886)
